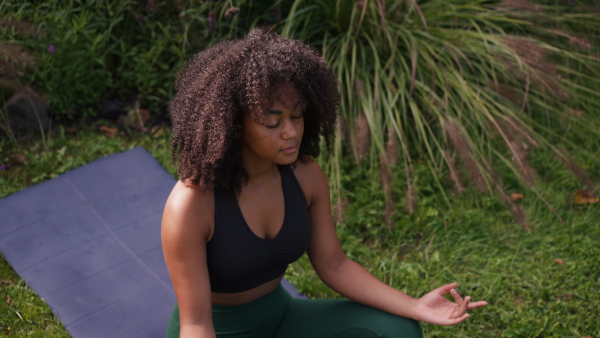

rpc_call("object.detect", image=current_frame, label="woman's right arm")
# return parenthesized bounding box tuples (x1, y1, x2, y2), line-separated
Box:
(162, 181, 216, 338)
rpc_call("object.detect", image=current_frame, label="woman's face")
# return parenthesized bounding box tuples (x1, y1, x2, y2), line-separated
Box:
(240, 84, 305, 167)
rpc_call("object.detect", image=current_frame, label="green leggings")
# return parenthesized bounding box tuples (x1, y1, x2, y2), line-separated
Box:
(166, 285, 422, 338)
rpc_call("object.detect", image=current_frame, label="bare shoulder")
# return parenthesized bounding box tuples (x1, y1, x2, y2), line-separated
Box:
(293, 158, 329, 207)
(162, 180, 214, 242)
(293, 157, 325, 180)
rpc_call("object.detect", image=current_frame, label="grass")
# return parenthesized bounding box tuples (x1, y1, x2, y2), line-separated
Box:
(288, 149, 600, 337)
(1, 123, 599, 337)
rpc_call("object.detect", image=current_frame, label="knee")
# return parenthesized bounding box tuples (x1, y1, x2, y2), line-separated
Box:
(329, 317, 422, 338)
(399, 318, 423, 338)
(374, 315, 423, 338)
(351, 312, 423, 338)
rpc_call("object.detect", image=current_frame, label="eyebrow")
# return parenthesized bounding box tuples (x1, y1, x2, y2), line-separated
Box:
(268, 101, 304, 115)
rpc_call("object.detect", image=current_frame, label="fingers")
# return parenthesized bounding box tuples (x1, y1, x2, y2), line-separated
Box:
(450, 288, 463, 303)
(458, 296, 470, 316)
(467, 300, 488, 310)
(435, 283, 488, 322)
(448, 285, 488, 310)
(450, 289, 463, 318)
(435, 282, 458, 296)
(449, 288, 464, 308)
(450, 289, 470, 318)
(446, 313, 470, 326)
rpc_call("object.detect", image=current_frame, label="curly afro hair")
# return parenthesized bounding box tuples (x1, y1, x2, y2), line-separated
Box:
(171, 28, 340, 197)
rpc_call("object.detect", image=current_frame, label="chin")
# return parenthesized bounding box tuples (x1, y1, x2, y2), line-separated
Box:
(276, 154, 299, 165)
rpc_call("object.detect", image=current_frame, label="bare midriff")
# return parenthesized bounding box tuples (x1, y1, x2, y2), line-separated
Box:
(210, 276, 284, 306)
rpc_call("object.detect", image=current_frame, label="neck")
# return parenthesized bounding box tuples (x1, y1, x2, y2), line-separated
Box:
(242, 158, 279, 186)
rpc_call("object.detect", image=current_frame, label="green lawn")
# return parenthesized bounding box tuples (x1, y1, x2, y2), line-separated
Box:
(1, 125, 598, 337)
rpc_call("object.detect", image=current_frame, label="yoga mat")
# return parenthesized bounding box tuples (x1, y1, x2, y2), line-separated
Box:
(0, 147, 305, 338)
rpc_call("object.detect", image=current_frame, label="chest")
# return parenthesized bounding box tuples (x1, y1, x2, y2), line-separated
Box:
(237, 178, 285, 240)
(205, 165, 312, 292)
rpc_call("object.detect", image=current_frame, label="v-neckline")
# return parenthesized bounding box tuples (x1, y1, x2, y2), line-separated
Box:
(236, 165, 286, 241)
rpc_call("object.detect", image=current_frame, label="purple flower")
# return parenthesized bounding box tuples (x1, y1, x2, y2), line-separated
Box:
(0, 163, 11, 171)
(208, 17, 213, 22)
(48, 45, 55, 54)
(146, 0, 155, 12)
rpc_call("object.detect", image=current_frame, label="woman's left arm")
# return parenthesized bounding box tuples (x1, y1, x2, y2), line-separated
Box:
(295, 160, 487, 326)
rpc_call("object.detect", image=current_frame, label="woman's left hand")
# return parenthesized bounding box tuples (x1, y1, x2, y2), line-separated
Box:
(413, 283, 487, 326)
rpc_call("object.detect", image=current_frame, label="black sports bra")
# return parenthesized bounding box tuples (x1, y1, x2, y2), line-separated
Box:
(207, 165, 311, 293)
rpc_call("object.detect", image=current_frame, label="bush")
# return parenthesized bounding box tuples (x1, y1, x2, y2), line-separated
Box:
(4, 0, 225, 119)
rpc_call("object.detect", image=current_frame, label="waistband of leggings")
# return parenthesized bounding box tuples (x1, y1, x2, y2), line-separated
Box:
(211, 283, 291, 313)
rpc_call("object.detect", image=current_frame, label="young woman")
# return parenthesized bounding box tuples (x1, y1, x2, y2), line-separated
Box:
(162, 28, 487, 338)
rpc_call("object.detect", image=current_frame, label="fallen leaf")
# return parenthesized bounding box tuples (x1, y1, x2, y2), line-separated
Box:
(513, 296, 525, 305)
(557, 294, 572, 301)
(120, 109, 150, 131)
(9, 154, 26, 165)
(510, 193, 524, 203)
(573, 189, 599, 204)
(225, 7, 240, 18)
(99, 125, 118, 137)
(568, 109, 585, 117)
(553, 258, 564, 265)
(6, 296, 11, 305)
(150, 125, 165, 138)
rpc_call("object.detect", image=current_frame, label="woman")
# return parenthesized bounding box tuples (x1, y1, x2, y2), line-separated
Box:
(162, 28, 487, 338)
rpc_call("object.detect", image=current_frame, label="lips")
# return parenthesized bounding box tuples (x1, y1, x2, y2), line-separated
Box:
(281, 145, 298, 154)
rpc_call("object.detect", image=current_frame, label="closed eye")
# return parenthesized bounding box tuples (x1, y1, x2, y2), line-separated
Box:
(264, 114, 302, 128)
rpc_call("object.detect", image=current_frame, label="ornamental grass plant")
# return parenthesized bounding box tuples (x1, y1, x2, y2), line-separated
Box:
(267, 0, 600, 227)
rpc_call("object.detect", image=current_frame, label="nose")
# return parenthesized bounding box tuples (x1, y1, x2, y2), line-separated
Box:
(281, 118, 298, 140)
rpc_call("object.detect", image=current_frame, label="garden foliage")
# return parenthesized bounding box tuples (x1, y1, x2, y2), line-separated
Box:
(2, 1, 599, 209)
